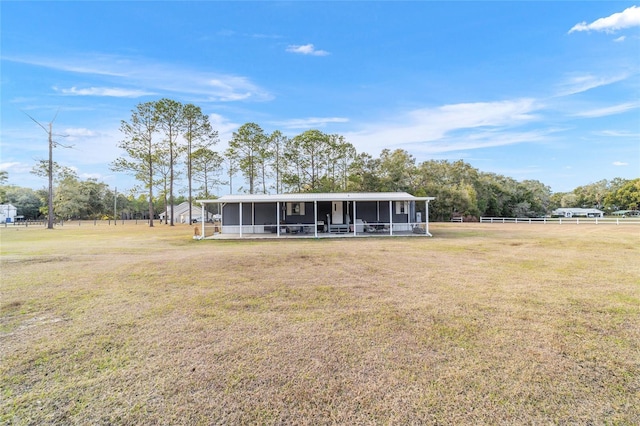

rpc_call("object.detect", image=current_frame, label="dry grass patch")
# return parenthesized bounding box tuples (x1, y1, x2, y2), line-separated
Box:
(1, 223, 639, 424)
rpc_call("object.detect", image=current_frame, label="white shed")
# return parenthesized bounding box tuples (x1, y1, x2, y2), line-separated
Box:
(0, 204, 18, 223)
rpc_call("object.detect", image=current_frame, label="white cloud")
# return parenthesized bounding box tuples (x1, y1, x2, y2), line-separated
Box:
(613, 161, 629, 166)
(54, 86, 155, 98)
(0, 162, 23, 171)
(63, 128, 97, 138)
(344, 99, 543, 154)
(208, 113, 240, 144)
(596, 130, 640, 137)
(569, 5, 640, 34)
(5, 54, 272, 102)
(271, 117, 349, 129)
(556, 73, 628, 96)
(614, 35, 626, 42)
(573, 102, 640, 118)
(286, 44, 330, 56)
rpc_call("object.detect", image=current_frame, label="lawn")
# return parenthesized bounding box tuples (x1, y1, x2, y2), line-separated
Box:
(1, 223, 639, 424)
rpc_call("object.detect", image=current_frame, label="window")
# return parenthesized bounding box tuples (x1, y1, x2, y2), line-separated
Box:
(395, 201, 408, 215)
(287, 202, 305, 216)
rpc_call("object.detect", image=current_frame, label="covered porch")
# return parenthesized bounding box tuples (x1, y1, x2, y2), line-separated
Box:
(196, 192, 435, 239)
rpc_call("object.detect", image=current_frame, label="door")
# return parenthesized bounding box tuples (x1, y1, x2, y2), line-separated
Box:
(332, 201, 343, 224)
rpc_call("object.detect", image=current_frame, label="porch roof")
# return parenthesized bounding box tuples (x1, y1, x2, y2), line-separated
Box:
(197, 192, 434, 204)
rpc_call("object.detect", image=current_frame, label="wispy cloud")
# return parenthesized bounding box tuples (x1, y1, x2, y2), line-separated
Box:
(595, 130, 640, 138)
(216, 29, 282, 39)
(0, 162, 22, 171)
(614, 36, 626, 42)
(345, 99, 543, 154)
(573, 101, 640, 118)
(286, 44, 330, 56)
(569, 5, 640, 34)
(556, 73, 628, 96)
(613, 161, 629, 166)
(63, 128, 97, 138)
(4, 53, 272, 102)
(271, 117, 348, 129)
(54, 86, 155, 98)
(208, 113, 240, 143)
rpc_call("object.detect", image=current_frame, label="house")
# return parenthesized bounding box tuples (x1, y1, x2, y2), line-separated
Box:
(551, 208, 604, 218)
(0, 204, 17, 223)
(195, 192, 435, 238)
(158, 201, 216, 224)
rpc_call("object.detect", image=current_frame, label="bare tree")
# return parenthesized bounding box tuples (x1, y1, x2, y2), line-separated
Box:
(24, 111, 71, 229)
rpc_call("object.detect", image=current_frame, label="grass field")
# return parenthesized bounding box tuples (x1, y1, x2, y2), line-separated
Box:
(1, 223, 639, 425)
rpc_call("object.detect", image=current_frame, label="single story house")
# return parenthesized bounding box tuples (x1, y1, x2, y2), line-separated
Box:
(159, 201, 216, 224)
(551, 208, 604, 218)
(0, 204, 17, 223)
(195, 192, 435, 238)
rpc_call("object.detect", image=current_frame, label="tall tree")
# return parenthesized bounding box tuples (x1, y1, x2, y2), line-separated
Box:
(111, 101, 160, 227)
(192, 147, 225, 199)
(227, 122, 267, 194)
(378, 149, 417, 192)
(183, 104, 218, 222)
(155, 98, 185, 225)
(329, 135, 357, 191)
(268, 130, 287, 194)
(605, 178, 640, 210)
(283, 129, 331, 192)
(348, 152, 382, 192)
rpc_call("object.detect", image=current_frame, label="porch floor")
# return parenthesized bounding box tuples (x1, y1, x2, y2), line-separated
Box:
(202, 230, 431, 240)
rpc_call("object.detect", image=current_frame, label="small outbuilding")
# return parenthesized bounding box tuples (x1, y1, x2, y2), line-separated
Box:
(158, 201, 216, 224)
(0, 204, 17, 223)
(196, 192, 435, 239)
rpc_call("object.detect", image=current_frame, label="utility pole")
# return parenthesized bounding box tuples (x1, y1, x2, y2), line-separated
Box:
(47, 122, 54, 229)
(25, 111, 72, 229)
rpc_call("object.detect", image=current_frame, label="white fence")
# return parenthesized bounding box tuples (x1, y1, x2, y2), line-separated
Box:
(479, 217, 640, 225)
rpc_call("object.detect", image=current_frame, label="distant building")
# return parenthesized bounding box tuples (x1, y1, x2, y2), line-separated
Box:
(612, 210, 640, 217)
(0, 204, 18, 223)
(158, 201, 216, 223)
(551, 208, 604, 218)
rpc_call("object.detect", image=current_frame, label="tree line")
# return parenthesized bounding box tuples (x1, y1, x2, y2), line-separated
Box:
(1, 98, 638, 223)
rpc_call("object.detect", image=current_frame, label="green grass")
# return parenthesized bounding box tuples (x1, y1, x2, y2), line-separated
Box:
(1, 222, 639, 424)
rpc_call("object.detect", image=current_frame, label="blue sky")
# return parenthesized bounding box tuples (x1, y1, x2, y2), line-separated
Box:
(1, 1, 639, 194)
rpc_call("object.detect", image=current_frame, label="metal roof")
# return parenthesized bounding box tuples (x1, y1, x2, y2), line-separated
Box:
(197, 192, 435, 204)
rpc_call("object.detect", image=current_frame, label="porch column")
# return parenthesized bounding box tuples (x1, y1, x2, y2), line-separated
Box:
(239, 202, 243, 237)
(201, 203, 205, 237)
(277, 202, 280, 237)
(389, 200, 393, 236)
(353, 201, 357, 236)
(426, 200, 432, 237)
(314, 200, 318, 238)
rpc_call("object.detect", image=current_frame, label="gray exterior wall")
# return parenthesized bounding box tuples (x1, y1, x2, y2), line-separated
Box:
(255, 203, 277, 225)
(222, 200, 415, 226)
